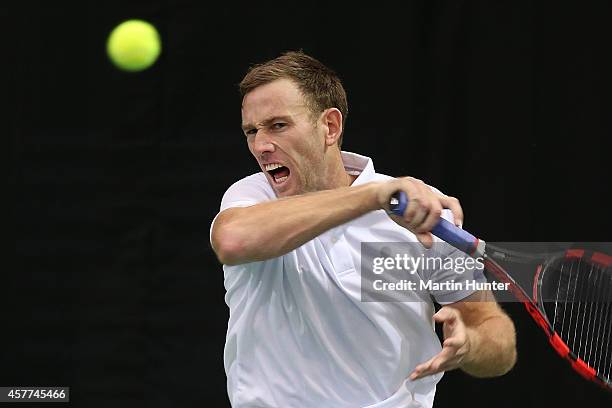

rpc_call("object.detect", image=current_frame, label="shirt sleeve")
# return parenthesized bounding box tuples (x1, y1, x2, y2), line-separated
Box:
(210, 173, 276, 243)
(219, 173, 275, 212)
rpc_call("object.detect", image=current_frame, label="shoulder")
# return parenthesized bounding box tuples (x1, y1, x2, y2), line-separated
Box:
(220, 172, 276, 211)
(226, 172, 273, 193)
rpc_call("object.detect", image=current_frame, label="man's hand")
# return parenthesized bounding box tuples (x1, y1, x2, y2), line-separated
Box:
(409, 291, 517, 380)
(376, 177, 463, 247)
(409, 307, 471, 380)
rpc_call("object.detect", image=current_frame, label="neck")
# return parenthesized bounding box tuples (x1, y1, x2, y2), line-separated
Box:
(324, 150, 354, 189)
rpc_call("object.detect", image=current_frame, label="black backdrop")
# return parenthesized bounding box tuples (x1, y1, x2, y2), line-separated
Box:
(9, 0, 612, 407)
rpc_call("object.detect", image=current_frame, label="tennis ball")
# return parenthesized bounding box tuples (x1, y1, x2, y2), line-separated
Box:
(106, 19, 161, 72)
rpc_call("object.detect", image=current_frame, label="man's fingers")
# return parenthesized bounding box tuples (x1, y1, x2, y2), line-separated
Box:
(409, 358, 434, 380)
(405, 199, 428, 229)
(415, 232, 433, 249)
(385, 179, 466, 246)
(404, 181, 443, 234)
(443, 336, 464, 348)
(417, 202, 442, 233)
(439, 195, 463, 227)
(410, 351, 453, 380)
(410, 338, 468, 380)
(410, 307, 470, 381)
(433, 307, 457, 323)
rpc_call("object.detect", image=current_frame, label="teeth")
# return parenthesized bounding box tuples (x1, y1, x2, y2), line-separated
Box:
(264, 163, 283, 171)
(275, 175, 288, 183)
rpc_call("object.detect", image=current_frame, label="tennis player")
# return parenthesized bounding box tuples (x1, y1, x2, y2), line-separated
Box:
(210, 51, 516, 408)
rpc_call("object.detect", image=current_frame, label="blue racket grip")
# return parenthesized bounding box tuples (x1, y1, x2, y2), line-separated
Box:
(389, 191, 483, 257)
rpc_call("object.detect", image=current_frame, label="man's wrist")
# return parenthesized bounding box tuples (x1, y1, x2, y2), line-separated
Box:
(361, 182, 387, 212)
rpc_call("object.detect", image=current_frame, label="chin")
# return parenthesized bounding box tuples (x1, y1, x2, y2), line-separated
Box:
(273, 183, 302, 198)
(275, 188, 297, 198)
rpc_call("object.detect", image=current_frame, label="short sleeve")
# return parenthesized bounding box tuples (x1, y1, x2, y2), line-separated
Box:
(210, 173, 276, 242)
(219, 173, 275, 212)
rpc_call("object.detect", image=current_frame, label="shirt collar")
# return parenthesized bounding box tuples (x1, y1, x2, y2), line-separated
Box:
(341, 151, 376, 186)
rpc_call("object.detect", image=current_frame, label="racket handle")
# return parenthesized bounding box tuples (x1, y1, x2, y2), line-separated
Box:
(389, 191, 484, 257)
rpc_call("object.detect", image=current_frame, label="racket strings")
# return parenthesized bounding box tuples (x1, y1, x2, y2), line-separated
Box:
(600, 271, 612, 381)
(543, 257, 612, 384)
(597, 272, 611, 381)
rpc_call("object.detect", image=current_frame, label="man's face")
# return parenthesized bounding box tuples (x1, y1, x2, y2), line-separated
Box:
(241, 78, 327, 197)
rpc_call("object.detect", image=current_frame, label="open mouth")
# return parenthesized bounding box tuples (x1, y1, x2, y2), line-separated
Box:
(265, 163, 290, 184)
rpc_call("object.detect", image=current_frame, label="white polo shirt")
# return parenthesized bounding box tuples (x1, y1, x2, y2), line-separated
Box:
(212, 152, 485, 408)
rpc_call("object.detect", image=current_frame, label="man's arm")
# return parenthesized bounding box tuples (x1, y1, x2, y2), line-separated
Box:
(410, 290, 517, 379)
(211, 177, 463, 265)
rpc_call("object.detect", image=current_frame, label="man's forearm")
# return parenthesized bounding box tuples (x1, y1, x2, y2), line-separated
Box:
(462, 313, 517, 377)
(211, 183, 381, 265)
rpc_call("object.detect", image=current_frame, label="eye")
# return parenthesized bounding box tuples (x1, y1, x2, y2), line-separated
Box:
(272, 122, 287, 130)
(244, 128, 257, 136)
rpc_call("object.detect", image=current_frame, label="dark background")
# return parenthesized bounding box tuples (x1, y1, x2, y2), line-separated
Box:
(8, 0, 612, 407)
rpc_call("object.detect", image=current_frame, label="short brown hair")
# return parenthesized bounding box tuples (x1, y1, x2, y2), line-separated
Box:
(239, 50, 348, 147)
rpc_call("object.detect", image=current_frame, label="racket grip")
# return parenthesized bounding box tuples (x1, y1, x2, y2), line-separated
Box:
(389, 191, 483, 257)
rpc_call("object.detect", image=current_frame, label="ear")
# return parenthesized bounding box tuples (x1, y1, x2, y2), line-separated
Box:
(321, 108, 343, 147)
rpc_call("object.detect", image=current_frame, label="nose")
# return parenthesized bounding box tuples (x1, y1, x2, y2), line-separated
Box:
(252, 130, 275, 156)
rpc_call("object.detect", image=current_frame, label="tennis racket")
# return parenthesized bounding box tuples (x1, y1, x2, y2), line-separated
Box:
(390, 191, 612, 390)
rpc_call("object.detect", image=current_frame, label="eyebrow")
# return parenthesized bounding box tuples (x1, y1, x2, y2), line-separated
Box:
(241, 115, 293, 132)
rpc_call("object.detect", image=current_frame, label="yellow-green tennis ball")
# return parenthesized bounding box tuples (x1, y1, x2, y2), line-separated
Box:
(106, 19, 161, 72)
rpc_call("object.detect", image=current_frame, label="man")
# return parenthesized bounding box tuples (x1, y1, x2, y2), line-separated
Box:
(211, 51, 516, 407)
